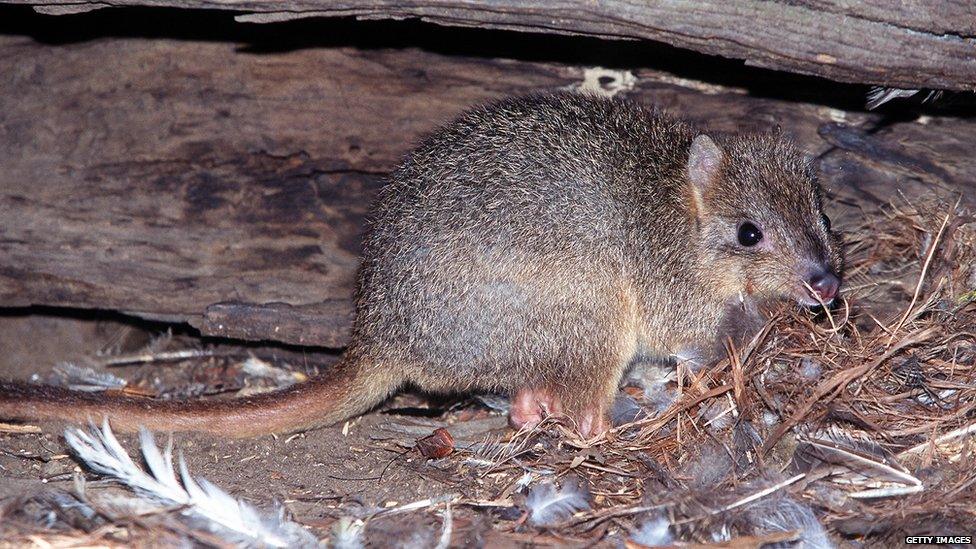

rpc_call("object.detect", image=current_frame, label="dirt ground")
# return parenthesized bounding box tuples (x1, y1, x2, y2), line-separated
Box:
(0, 312, 526, 546)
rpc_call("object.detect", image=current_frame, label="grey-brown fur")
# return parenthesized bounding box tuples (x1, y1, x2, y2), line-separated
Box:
(0, 92, 842, 437)
(346, 91, 841, 430)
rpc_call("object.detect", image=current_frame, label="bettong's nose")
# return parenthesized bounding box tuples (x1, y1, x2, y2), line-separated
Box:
(808, 270, 840, 303)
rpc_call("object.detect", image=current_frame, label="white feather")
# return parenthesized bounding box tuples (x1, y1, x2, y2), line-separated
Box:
(434, 504, 453, 549)
(711, 523, 732, 542)
(65, 421, 318, 547)
(139, 429, 180, 491)
(240, 356, 302, 387)
(525, 479, 590, 526)
(631, 515, 673, 547)
(66, 420, 188, 505)
(866, 87, 918, 109)
(799, 358, 822, 380)
(514, 472, 536, 490)
(329, 517, 365, 549)
(395, 531, 435, 549)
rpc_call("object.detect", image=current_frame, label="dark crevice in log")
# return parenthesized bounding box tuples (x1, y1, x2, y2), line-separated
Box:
(0, 5, 873, 112)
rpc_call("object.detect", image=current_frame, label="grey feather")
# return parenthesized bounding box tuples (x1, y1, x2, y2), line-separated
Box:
(525, 479, 590, 526)
(795, 425, 922, 498)
(52, 362, 127, 391)
(744, 495, 833, 549)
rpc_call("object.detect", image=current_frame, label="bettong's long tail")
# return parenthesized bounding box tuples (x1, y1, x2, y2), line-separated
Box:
(0, 355, 397, 437)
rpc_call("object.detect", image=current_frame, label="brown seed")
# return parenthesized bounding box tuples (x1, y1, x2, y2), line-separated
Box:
(416, 427, 455, 459)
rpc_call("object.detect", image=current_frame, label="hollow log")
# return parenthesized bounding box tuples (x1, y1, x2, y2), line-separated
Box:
(6, 0, 976, 91)
(1, 14, 974, 347)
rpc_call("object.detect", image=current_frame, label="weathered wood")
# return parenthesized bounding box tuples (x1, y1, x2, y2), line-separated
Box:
(7, 0, 976, 91)
(795, 0, 976, 36)
(1, 26, 974, 347)
(818, 117, 976, 208)
(0, 35, 587, 346)
(198, 301, 354, 347)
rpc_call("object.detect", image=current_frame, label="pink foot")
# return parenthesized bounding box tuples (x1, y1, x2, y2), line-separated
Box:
(509, 388, 563, 430)
(577, 407, 609, 437)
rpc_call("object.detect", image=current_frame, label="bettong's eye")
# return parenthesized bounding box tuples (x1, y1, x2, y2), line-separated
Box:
(737, 221, 763, 247)
(821, 213, 831, 231)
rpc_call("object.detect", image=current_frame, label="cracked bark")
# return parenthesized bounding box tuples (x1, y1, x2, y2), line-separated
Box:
(2, 27, 974, 347)
(7, 0, 976, 90)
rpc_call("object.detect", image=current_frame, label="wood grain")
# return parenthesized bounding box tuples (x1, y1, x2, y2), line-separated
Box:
(6, 0, 976, 90)
(1, 25, 973, 346)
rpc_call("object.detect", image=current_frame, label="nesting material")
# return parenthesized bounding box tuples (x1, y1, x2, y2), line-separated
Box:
(604, 197, 975, 543)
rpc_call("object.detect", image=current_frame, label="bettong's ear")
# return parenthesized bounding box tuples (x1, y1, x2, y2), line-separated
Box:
(687, 134, 723, 214)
